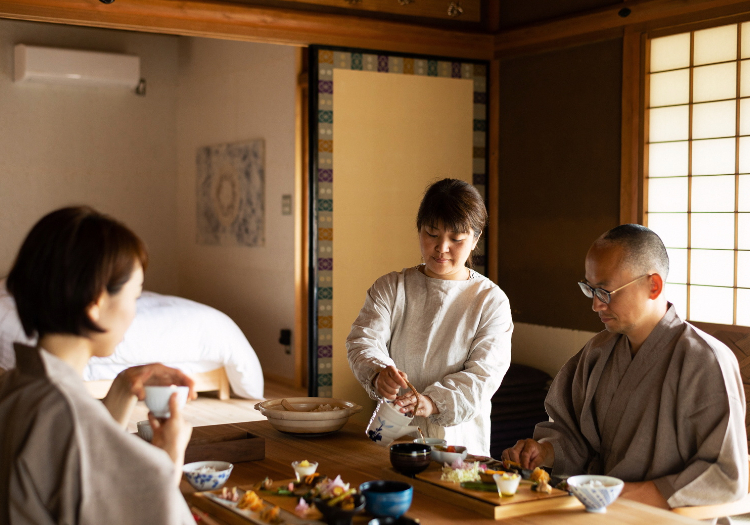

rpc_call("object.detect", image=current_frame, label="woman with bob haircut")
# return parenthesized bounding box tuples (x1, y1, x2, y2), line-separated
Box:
(347, 178, 513, 456)
(0, 206, 196, 525)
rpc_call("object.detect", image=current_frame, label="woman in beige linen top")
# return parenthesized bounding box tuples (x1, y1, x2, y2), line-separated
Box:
(0, 207, 196, 525)
(347, 179, 513, 456)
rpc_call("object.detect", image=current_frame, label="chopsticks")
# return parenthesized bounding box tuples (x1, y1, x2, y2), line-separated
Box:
(404, 379, 421, 415)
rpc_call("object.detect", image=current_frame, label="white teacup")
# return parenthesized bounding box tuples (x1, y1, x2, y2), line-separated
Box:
(366, 400, 418, 447)
(144, 385, 189, 418)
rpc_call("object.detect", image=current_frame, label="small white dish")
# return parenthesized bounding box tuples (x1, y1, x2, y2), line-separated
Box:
(412, 438, 447, 449)
(430, 445, 468, 465)
(183, 461, 233, 491)
(144, 385, 189, 418)
(136, 420, 153, 442)
(493, 472, 521, 497)
(292, 460, 319, 480)
(566, 474, 624, 513)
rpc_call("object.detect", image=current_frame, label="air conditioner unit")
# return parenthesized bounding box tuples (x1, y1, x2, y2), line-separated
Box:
(14, 44, 140, 89)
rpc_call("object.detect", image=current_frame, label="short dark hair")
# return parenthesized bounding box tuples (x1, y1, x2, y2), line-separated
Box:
(416, 178, 487, 267)
(597, 224, 669, 281)
(6, 206, 148, 338)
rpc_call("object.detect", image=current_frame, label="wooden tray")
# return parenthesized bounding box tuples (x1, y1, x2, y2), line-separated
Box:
(185, 423, 265, 464)
(190, 487, 322, 525)
(190, 480, 376, 525)
(385, 464, 582, 520)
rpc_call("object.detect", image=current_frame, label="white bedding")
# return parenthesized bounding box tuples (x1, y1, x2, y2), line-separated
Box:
(0, 283, 263, 399)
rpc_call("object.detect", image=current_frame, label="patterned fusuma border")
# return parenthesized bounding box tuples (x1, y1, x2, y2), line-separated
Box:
(313, 49, 488, 397)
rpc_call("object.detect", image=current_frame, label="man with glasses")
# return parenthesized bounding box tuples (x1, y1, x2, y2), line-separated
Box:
(502, 224, 747, 509)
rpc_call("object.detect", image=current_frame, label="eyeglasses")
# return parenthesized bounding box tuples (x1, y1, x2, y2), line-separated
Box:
(578, 274, 650, 304)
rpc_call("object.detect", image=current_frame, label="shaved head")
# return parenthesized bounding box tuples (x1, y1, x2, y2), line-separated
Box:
(593, 224, 669, 281)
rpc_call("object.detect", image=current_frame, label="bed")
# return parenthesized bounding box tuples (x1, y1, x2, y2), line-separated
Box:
(0, 280, 264, 400)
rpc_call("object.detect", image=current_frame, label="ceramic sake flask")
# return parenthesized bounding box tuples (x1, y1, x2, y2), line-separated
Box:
(366, 400, 419, 446)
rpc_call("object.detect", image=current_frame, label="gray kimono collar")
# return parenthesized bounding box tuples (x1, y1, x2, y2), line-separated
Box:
(13, 342, 89, 396)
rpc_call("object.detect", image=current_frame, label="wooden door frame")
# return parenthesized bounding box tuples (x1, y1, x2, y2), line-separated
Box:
(0, 0, 492, 59)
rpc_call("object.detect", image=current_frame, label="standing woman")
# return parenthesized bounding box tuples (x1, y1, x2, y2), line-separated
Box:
(0, 207, 196, 524)
(347, 179, 513, 456)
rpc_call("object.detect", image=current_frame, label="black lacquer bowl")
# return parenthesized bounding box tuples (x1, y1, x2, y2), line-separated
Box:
(389, 443, 432, 477)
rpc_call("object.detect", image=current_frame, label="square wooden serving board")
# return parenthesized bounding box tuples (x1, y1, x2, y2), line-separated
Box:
(386, 464, 582, 520)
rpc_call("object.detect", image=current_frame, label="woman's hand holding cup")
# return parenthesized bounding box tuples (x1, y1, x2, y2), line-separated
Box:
(119, 363, 197, 402)
(149, 392, 193, 483)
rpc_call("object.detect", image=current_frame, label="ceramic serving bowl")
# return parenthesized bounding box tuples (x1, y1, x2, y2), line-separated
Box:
(254, 398, 362, 435)
(430, 445, 468, 465)
(360, 480, 413, 519)
(389, 443, 431, 477)
(183, 461, 233, 491)
(566, 475, 624, 513)
(312, 493, 366, 525)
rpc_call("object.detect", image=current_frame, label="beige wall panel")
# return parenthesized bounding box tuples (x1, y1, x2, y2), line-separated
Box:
(176, 38, 297, 382)
(332, 69, 474, 419)
(0, 19, 180, 294)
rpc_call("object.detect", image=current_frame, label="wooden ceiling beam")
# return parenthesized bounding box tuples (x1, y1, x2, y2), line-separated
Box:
(494, 0, 750, 57)
(0, 0, 493, 60)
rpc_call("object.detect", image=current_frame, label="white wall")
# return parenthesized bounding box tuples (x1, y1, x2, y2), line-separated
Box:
(512, 322, 597, 378)
(0, 19, 180, 294)
(175, 38, 298, 382)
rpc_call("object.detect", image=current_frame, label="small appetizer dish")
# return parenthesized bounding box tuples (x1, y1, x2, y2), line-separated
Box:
(292, 459, 318, 481)
(493, 472, 521, 497)
(430, 445, 468, 465)
(566, 475, 624, 513)
(183, 461, 233, 491)
(308, 475, 365, 525)
(390, 443, 431, 477)
(313, 494, 365, 525)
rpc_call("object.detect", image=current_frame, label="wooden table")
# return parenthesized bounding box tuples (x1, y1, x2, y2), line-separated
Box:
(182, 420, 700, 525)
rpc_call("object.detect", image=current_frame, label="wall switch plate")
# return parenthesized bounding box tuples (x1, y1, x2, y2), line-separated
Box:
(282, 194, 292, 215)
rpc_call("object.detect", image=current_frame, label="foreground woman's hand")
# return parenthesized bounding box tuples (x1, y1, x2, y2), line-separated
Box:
(395, 392, 438, 417)
(150, 392, 193, 485)
(502, 438, 554, 470)
(373, 365, 409, 400)
(103, 363, 197, 427)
